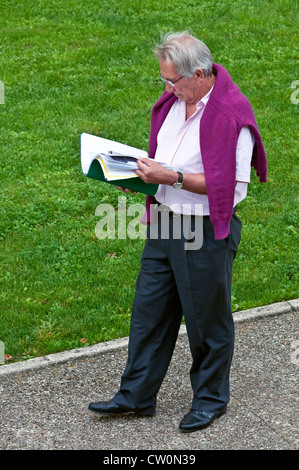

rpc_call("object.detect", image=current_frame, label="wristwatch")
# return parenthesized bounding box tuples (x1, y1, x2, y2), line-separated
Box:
(173, 171, 183, 189)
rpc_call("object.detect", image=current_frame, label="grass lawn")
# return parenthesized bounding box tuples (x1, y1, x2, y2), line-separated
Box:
(0, 0, 298, 362)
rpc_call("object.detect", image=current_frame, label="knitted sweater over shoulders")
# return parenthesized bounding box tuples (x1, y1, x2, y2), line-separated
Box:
(146, 63, 267, 239)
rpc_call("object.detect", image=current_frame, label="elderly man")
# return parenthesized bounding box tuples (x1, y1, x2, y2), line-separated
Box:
(89, 32, 267, 432)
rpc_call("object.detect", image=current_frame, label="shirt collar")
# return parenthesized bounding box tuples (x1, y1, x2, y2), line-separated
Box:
(196, 85, 214, 109)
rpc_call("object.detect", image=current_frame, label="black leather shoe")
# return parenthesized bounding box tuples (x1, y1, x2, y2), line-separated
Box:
(88, 399, 154, 416)
(179, 409, 226, 433)
(88, 400, 128, 415)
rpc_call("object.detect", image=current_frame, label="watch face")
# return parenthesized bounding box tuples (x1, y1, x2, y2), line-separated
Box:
(173, 182, 183, 189)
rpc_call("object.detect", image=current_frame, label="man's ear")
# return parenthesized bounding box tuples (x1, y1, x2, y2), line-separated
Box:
(195, 69, 204, 81)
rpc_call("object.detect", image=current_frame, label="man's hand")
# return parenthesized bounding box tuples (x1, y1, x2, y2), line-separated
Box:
(118, 158, 207, 195)
(116, 186, 138, 195)
(135, 158, 177, 185)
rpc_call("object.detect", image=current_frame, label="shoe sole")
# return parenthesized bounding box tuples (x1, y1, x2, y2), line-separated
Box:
(88, 406, 154, 417)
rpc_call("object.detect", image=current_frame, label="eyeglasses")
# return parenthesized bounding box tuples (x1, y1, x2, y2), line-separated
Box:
(159, 74, 184, 87)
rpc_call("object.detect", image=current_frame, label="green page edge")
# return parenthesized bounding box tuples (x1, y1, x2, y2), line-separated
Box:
(86, 159, 158, 197)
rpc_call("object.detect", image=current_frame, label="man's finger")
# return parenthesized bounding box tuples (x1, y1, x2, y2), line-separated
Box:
(137, 158, 150, 167)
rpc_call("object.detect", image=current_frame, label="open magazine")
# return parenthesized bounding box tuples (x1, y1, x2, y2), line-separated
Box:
(96, 151, 149, 181)
(81, 133, 173, 196)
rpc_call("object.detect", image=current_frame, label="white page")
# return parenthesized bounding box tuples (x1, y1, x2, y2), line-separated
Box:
(80, 132, 148, 175)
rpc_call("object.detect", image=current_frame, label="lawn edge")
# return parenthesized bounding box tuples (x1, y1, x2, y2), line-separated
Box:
(0, 298, 298, 377)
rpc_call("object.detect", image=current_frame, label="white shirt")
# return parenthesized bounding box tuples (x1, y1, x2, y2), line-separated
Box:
(154, 89, 255, 215)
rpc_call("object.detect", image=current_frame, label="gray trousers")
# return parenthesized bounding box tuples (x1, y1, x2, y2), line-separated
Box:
(114, 209, 242, 415)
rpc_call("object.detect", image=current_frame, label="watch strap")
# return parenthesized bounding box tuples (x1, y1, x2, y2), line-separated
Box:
(177, 171, 183, 183)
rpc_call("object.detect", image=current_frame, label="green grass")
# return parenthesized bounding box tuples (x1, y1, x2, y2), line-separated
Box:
(0, 0, 298, 362)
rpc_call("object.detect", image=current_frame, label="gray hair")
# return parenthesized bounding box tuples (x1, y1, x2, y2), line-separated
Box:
(153, 31, 213, 78)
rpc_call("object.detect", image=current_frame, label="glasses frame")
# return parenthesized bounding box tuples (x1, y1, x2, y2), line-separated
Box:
(159, 74, 184, 88)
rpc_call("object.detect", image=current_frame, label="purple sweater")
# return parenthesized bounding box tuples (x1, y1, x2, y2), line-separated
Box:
(145, 63, 267, 240)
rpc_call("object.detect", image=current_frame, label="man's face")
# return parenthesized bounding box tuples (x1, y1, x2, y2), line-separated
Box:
(160, 60, 202, 105)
